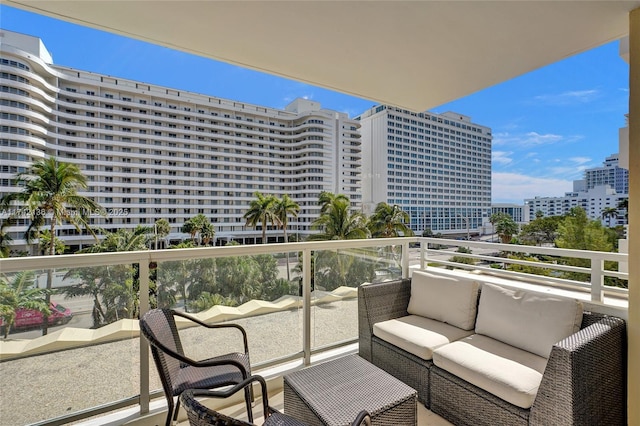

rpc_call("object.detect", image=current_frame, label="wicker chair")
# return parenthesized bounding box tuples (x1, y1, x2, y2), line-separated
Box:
(180, 375, 372, 426)
(139, 308, 252, 426)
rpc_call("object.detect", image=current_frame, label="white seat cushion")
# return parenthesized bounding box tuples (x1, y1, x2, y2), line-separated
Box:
(407, 270, 480, 330)
(433, 334, 548, 409)
(475, 283, 583, 358)
(373, 315, 474, 360)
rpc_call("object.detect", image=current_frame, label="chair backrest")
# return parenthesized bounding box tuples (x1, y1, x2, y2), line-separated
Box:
(139, 309, 185, 395)
(181, 389, 253, 426)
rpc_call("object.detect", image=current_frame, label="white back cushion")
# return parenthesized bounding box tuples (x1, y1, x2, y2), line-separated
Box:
(475, 283, 583, 358)
(407, 270, 480, 330)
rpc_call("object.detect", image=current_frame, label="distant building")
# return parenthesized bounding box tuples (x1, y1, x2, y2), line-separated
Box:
(525, 185, 627, 226)
(356, 106, 492, 236)
(524, 153, 628, 226)
(584, 153, 628, 194)
(491, 204, 528, 224)
(0, 29, 361, 252)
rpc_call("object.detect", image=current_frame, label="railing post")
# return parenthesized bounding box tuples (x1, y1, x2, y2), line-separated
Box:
(138, 256, 150, 415)
(402, 240, 410, 278)
(302, 248, 312, 366)
(420, 239, 426, 270)
(591, 257, 605, 303)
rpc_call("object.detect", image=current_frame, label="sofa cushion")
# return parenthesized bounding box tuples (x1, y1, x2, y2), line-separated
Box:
(407, 270, 480, 330)
(373, 315, 474, 360)
(475, 283, 583, 358)
(433, 334, 547, 409)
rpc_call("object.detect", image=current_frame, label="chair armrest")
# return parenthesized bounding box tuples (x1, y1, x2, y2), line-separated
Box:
(351, 410, 371, 426)
(358, 278, 411, 361)
(173, 309, 249, 354)
(530, 315, 626, 426)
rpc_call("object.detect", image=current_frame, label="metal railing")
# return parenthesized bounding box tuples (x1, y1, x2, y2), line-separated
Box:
(0, 237, 628, 424)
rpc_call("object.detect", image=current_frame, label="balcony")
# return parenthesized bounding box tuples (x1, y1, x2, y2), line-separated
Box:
(0, 238, 627, 425)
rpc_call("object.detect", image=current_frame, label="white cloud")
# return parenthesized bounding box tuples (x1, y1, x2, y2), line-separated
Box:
(492, 172, 573, 204)
(568, 156, 591, 165)
(533, 89, 600, 105)
(492, 151, 513, 165)
(493, 131, 582, 147)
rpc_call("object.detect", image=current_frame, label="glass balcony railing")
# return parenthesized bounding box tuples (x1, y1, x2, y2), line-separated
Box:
(0, 238, 628, 425)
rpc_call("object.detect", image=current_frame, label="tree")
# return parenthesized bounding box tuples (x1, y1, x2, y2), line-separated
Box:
(309, 196, 370, 241)
(490, 212, 519, 244)
(0, 271, 50, 338)
(274, 194, 300, 280)
(65, 226, 152, 326)
(154, 218, 171, 249)
(244, 192, 279, 244)
(367, 202, 414, 238)
(518, 215, 562, 246)
(601, 207, 619, 227)
(318, 191, 349, 214)
(0, 224, 13, 258)
(617, 198, 628, 220)
(555, 207, 613, 282)
(0, 157, 102, 255)
(0, 157, 102, 334)
(200, 222, 215, 246)
(38, 229, 65, 255)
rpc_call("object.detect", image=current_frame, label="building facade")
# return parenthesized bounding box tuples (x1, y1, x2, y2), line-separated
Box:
(491, 204, 529, 224)
(0, 30, 361, 251)
(584, 153, 629, 194)
(356, 106, 492, 236)
(525, 185, 628, 226)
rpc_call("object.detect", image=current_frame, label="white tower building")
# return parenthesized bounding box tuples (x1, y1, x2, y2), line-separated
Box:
(0, 30, 361, 252)
(356, 106, 492, 236)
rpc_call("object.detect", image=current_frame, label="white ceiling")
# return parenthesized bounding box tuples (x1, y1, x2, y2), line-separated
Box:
(7, 0, 640, 111)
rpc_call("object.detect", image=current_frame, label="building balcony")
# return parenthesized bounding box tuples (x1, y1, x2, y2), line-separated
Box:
(0, 238, 628, 425)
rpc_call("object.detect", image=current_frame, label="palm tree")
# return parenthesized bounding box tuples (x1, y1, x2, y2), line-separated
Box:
(490, 212, 519, 244)
(617, 198, 628, 220)
(318, 191, 349, 214)
(274, 195, 300, 280)
(601, 207, 619, 227)
(0, 223, 12, 258)
(0, 157, 102, 254)
(38, 229, 65, 255)
(367, 202, 415, 238)
(309, 197, 370, 240)
(244, 192, 280, 244)
(0, 271, 49, 338)
(0, 157, 102, 335)
(154, 218, 171, 249)
(200, 222, 215, 246)
(66, 226, 152, 326)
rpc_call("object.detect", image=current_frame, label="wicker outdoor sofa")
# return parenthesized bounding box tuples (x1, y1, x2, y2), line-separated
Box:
(358, 268, 627, 426)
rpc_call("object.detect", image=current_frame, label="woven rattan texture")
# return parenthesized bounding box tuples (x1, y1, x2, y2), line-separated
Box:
(140, 309, 252, 426)
(431, 366, 529, 426)
(358, 278, 627, 425)
(371, 337, 430, 406)
(283, 355, 416, 426)
(181, 390, 305, 426)
(358, 279, 411, 362)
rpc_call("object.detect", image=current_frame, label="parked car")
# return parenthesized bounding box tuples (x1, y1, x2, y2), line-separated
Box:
(0, 302, 73, 334)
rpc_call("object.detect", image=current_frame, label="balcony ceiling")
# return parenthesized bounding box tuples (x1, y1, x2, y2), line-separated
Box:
(6, 0, 640, 111)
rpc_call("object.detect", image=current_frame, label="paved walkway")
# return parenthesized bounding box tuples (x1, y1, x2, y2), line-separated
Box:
(0, 299, 357, 425)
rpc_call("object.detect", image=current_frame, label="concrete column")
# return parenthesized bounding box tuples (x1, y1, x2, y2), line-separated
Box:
(628, 8, 640, 425)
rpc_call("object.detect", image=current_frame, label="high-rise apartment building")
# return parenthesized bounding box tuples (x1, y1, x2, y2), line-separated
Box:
(0, 30, 361, 251)
(584, 153, 629, 194)
(525, 153, 629, 226)
(356, 106, 492, 236)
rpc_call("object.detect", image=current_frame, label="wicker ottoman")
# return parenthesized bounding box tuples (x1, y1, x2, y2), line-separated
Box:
(283, 354, 417, 426)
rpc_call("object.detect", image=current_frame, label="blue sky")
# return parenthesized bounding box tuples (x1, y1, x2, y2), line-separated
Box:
(1, 5, 629, 204)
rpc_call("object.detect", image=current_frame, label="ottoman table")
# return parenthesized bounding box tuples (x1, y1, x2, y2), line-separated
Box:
(283, 354, 417, 426)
